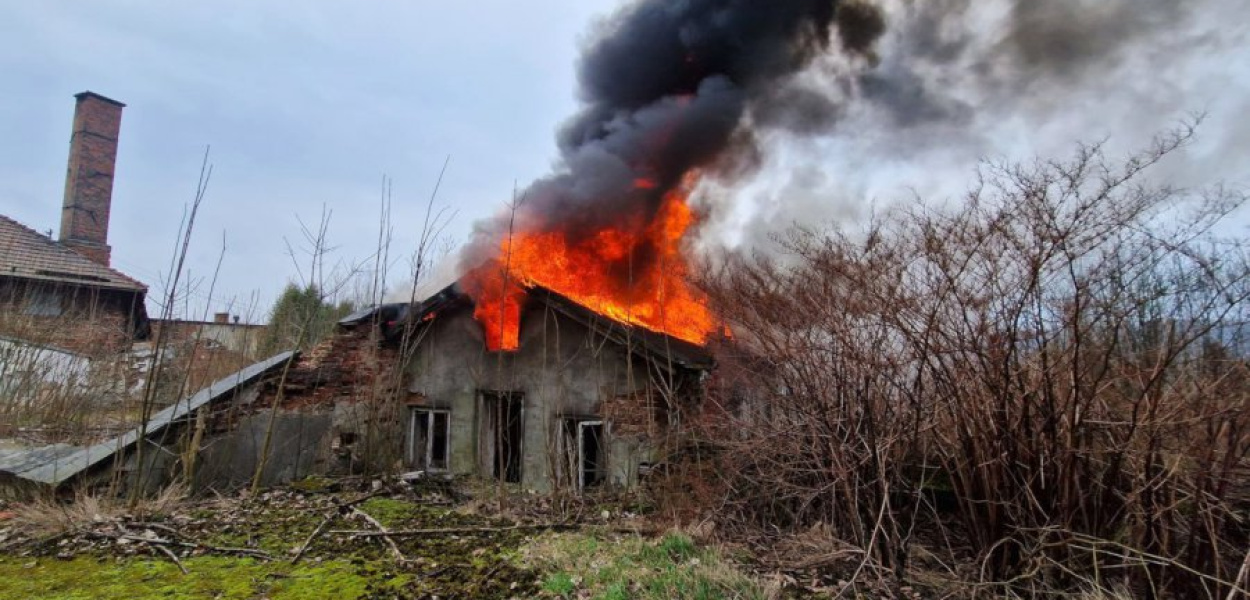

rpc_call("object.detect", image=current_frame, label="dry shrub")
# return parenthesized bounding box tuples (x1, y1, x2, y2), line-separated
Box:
(694, 123, 1250, 598)
(12, 493, 109, 537)
(0, 314, 136, 442)
(0, 291, 247, 447)
(11, 483, 187, 537)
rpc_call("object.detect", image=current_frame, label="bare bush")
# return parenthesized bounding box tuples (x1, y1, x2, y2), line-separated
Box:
(0, 310, 138, 443)
(696, 123, 1250, 598)
(13, 483, 187, 537)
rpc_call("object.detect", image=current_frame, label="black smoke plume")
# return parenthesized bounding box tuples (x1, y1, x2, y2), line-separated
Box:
(463, 0, 885, 270)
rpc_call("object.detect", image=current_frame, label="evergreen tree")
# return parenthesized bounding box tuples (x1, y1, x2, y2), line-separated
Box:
(259, 283, 354, 356)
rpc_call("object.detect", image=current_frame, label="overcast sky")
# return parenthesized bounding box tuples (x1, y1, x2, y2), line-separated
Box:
(2, 1, 1248, 322)
(0, 1, 616, 320)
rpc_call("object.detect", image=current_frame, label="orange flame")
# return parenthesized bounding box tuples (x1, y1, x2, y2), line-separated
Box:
(462, 176, 719, 352)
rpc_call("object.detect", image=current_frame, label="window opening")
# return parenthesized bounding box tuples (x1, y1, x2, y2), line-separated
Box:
(480, 391, 523, 483)
(561, 418, 606, 490)
(409, 408, 451, 471)
(24, 288, 62, 317)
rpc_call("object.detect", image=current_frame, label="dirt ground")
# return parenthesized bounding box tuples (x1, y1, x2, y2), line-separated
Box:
(0, 477, 783, 600)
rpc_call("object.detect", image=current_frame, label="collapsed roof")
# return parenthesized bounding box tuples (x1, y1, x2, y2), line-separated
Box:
(0, 351, 294, 490)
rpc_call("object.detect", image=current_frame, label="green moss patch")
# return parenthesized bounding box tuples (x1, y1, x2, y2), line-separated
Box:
(3, 489, 539, 599)
(0, 555, 408, 600)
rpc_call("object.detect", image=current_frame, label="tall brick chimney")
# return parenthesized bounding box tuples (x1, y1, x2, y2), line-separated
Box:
(60, 91, 125, 266)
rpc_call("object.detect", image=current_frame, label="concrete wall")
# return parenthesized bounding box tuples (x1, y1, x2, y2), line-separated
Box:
(194, 409, 334, 492)
(406, 303, 669, 492)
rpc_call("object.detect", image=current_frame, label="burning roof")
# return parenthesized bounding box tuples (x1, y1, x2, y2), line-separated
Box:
(401, 282, 715, 371)
(460, 174, 719, 353)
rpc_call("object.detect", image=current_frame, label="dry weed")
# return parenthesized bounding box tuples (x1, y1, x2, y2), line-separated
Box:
(12, 483, 187, 537)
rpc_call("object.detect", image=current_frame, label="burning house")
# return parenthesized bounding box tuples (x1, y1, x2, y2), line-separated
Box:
(398, 282, 714, 491)
(180, 279, 717, 493)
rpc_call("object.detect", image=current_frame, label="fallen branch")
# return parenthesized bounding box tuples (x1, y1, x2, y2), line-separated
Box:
(153, 543, 189, 575)
(291, 517, 333, 565)
(0, 530, 73, 553)
(87, 531, 274, 560)
(128, 522, 182, 538)
(351, 507, 407, 564)
(291, 490, 386, 565)
(329, 523, 575, 537)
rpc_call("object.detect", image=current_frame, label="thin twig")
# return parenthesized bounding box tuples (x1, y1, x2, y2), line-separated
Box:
(1228, 546, 1250, 600)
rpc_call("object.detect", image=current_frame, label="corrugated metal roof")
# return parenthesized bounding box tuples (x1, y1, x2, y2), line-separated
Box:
(0, 351, 294, 487)
(0, 214, 146, 292)
(0, 443, 81, 477)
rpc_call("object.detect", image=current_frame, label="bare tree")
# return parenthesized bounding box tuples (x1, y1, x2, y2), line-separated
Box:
(695, 122, 1250, 598)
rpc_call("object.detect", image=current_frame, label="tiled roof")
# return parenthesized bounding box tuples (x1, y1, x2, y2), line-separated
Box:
(0, 214, 145, 292)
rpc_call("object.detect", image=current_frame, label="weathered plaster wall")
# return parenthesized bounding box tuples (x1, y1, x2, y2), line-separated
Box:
(194, 410, 334, 492)
(406, 304, 655, 492)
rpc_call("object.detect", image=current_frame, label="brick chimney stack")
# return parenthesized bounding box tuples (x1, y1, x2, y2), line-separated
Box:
(60, 91, 125, 266)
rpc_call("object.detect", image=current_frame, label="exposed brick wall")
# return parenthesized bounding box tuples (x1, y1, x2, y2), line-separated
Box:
(602, 388, 666, 439)
(242, 323, 408, 473)
(60, 92, 124, 267)
(258, 324, 403, 409)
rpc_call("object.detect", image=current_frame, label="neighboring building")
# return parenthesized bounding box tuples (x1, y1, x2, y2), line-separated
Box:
(150, 313, 266, 359)
(142, 313, 268, 402)
(0, 92, 148, 355)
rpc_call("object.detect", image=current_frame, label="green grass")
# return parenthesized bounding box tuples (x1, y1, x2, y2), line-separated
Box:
(0, 555, 411, 600)
(524, 532, 765, 600)
(543, 571, 578, 597)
